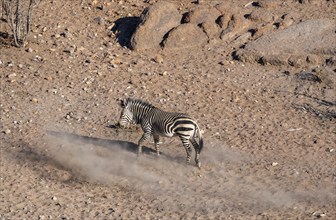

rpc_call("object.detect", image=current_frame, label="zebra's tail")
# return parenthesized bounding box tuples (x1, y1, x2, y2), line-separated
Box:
(196, 123, 204, 153)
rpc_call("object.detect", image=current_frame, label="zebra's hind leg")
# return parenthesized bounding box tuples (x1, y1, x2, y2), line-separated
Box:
(153, 133, 160, 156)
(191, 138, 201, 168)
(180, 136, 192, 164)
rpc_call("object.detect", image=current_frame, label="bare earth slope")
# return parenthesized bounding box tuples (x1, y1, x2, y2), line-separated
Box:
(1, 0, 335, 219)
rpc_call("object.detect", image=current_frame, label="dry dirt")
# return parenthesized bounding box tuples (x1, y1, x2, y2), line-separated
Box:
(0, 0, 335, 219)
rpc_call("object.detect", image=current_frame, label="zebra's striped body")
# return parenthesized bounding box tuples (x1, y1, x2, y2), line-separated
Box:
(118, 98, 203, 168)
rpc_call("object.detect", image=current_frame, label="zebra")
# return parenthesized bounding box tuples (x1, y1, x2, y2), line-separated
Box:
(117, 98, 204, 168)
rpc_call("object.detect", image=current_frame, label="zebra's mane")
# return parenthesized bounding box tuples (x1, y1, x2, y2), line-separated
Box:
(126, 98, 156, 109)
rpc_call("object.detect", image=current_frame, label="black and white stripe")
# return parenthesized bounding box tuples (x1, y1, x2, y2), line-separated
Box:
(118, 98, 204, 168)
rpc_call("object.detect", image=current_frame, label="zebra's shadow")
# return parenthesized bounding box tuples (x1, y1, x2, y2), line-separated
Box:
(46, 130, 160, 156)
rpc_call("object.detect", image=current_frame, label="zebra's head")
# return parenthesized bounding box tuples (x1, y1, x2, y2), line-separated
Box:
(118, 99, 134, 128)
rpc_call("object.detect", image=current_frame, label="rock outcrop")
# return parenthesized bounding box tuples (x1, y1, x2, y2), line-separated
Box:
(162, 24, 208, 51)
(130, 1, 182, 51)
(236, 19, 336, 67)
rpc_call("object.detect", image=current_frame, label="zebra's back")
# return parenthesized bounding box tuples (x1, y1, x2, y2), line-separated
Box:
(150, 109, 197, 138)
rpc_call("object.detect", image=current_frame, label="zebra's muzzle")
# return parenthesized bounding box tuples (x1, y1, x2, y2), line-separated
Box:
(115, 122, 120, 127)
(117, 121, 128, 129)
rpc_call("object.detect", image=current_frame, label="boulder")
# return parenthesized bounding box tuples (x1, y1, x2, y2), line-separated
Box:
(236, 19, 336, 67)
(256, 0, 280, 8)
(182, 5, 221, 24)
(248, 9, 276, 23)
(217, 13, 233, 29)
(219, 14, 250, 42)
(215, 2, 251, 42)
(162, 24, 208, 51)
(200, 21, 221, 39)
(279, 14, 295, 29)
(130, 1, 182, 51)
(214, 2, 236, 14)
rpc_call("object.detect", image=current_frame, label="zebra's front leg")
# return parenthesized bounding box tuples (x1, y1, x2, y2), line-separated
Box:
(180, 136, 192, 164)
(137, 132, 150, 156)
(153, 134, 160, 156)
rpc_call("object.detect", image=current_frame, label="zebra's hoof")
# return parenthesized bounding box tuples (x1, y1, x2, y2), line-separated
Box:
(196, 162, 201, 169)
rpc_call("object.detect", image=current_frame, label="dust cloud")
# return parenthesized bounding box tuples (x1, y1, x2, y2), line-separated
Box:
(45, 131, 335, 215)
(45, 131, 164, 185)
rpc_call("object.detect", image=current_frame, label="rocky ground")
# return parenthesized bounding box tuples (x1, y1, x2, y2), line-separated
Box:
(0, 0, 335, 219)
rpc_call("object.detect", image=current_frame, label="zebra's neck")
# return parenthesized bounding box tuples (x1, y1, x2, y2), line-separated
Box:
(129, 101, 155, 124)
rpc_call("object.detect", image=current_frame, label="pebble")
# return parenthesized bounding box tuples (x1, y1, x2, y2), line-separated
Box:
(48, 89, 58, 94)
(61, 30, 72, 39)
(63, 47, 76, 54)
(94, 17, 104, 25)
(7, 73, 16, 78)
(31, 98, 38, 103)
(26, 47, 33, 53)
(313, 211, 326, 218)
(327, 148, 334, 153)
(272, 162, 278, 166)
(33, 55, 43, 62)
(52, 196, 57, 201)
(159, 71, 168, 76)
(110, 58, 122, 65)
(44, 76, 53, 81)
(153, 54, 164, 64)
(293, 169, 299, 175)
(4, 129, 11, 134)
(281, 14, 294, 28)
(256, 213, 269, 220)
